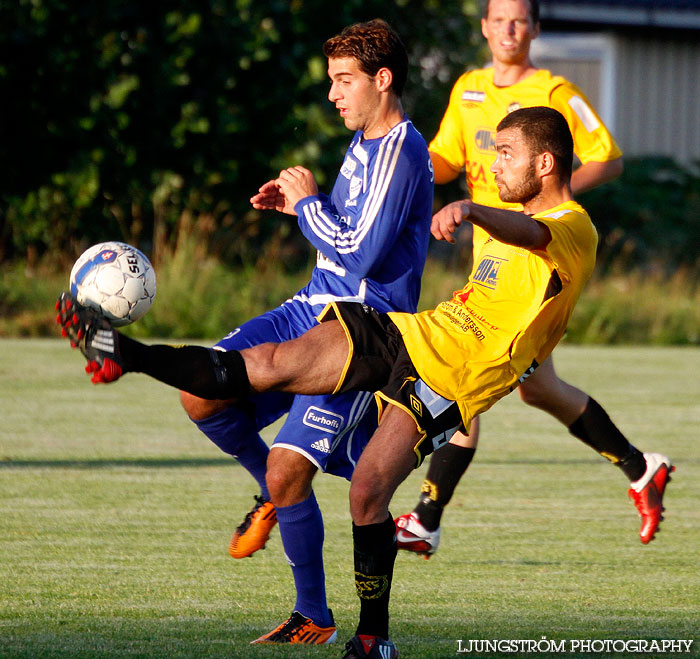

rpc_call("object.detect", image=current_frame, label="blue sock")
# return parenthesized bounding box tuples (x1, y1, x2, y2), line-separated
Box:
(276, 491, 332, 627)
(192, 406, 270, 499)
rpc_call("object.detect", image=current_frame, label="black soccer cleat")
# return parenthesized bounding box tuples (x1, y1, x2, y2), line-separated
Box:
(342, 635, 398, 658)
(56, 292, 126, 383)
(56, 291, 88, 347)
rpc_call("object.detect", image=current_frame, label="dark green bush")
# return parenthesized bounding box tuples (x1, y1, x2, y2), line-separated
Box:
(579, 157, 700, 272)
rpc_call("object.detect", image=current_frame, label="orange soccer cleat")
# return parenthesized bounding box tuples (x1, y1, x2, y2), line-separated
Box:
(228, 495, 277, 559)
(251, 610, 337, 645)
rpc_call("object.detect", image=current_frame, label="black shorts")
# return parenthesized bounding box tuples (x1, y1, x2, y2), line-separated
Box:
(318, 301, 464, 467)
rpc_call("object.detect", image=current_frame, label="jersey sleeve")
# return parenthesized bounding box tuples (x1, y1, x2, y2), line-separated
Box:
(427, 73, 469, 171)
(294, 128, 429, 278)
(536, 210, 598, 287)
(549, 81, 622, 164)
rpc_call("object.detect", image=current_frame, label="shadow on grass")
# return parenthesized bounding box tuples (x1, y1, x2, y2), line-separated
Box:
(0, 457, 610, 471)
(0, 457, 236, 470)
(477, 457, 603, 465)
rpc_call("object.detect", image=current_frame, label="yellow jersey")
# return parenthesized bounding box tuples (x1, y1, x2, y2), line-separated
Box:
(388, 200, 597, 427)
(429, 67, 621, 252)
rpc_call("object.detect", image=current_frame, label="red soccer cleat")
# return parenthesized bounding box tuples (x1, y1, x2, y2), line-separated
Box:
(394, 512, 440, 559)
(628, 453, 674, 544)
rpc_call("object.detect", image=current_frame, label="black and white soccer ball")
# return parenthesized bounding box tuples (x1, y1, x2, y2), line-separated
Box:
(69, 241, 157, 327)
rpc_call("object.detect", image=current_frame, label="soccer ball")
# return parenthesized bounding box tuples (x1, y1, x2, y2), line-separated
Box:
(70, 241, 157, 327)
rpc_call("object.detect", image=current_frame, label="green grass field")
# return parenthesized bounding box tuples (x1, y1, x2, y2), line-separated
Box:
(1, 340, 698, 658)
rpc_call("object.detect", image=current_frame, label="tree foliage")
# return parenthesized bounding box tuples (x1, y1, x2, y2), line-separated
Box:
(0, 0, 482, 267)
(3, 2, 695, 275)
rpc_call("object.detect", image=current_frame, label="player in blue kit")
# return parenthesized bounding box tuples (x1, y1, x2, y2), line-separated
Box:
(177, 19, 433, 644)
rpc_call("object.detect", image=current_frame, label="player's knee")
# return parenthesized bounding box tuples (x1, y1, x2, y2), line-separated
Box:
(241, 343, 287, 390)
(451, 424, 479, 448)
(517, 381, 551, 409)
(265, 465, 289, 503)
(179, 390, 229, 421)
(349, 473, 387, 524)
(348, 479, 372, 522)
(266, 467, 305, 506)
(266, 449, 316, 506)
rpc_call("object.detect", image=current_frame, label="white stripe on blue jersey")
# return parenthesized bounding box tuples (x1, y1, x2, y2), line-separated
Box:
(300, 122, 408, 254)
(293, 116, 433, 315)
(287, 280, 367, 308)
(331, 390, 375, 457)
(347, 124, 406, 252)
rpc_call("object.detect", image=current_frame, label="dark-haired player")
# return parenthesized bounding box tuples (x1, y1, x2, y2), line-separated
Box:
(395, 0, 671, 557)
(133, 19, 432, 646)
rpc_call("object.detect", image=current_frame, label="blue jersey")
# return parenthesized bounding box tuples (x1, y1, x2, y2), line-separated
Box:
(215, 116, 433, 478)
(291, 116, 433, 315)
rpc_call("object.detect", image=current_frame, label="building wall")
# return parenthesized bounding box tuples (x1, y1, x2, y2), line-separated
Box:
(532, 32, 700, 163)
(614, 35, 700, 163)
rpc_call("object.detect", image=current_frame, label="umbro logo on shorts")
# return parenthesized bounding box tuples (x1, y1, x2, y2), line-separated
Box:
(310, 438, 331, 454)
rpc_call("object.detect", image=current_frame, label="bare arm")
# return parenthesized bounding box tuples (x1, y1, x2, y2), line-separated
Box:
(571, 157, 623, 195)
(435, 200, 551, 250)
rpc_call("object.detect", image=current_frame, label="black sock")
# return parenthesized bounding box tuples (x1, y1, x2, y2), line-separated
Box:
(118, 335, 250, 399)
(414, 444, 476, 531)
(568, 397, 646, 481)
(353, 515, 397, 639)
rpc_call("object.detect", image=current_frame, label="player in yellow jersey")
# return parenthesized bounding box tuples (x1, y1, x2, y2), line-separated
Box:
(58, 106, 631, 657)
(395, 0, 673, 555)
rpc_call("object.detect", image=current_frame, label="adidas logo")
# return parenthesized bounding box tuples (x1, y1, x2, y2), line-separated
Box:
(378, 645, 394, 659)
(310, 438, 331, 454)
(92, 329, 116, 354)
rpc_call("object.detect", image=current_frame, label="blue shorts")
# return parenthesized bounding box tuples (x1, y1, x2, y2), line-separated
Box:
(215, 301, 378, 480)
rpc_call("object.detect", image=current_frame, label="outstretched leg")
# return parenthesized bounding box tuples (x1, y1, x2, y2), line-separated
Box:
(57, 292, 350, 399)
(519, 356, 645, 478)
